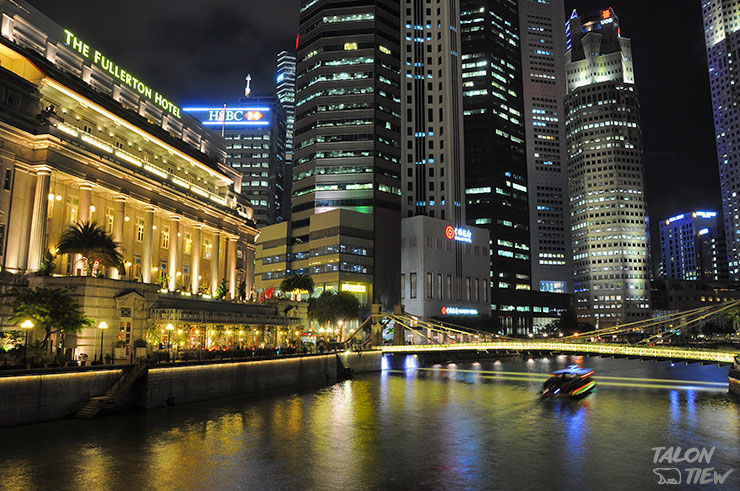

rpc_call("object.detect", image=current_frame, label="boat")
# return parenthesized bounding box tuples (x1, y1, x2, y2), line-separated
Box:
(541, 364, 596, 398)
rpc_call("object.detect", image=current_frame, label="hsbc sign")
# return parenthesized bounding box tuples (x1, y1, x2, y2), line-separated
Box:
(183, 106, 271, 126)
(207, 109, 264, 122)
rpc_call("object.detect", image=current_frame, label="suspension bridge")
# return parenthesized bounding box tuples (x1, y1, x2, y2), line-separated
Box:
(347, 301, 740, 366)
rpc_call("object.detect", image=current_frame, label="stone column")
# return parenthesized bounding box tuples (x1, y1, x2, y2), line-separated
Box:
(191, 224, 202, 294)
(211, 232, 220, 295)
(110, 196, 126, 279)
(26, 168, 51, 272)
(75, 183, 93, 275)
(168, 216, 180, 291)
(141, 207, 155, 283)
(78, 182, 93, 224)
(228, 237, 238, 299)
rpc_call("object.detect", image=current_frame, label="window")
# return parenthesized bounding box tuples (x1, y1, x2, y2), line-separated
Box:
(203, 238, 212, 259)
(0, 224, 5, 255)
(426, 272, 433, 299)
(133, 254, 141, 280)
(437, 273, 442, 299)
(161, 225, 170, 249)
(105, 208, 114, 234)
(400, 273, 405, 299)
(120, 307, 132, 317)
(184, 233, 192, 254)
(410, 272, 417, 299)
(446, 275, 452, 300)
(483, 281, 488, 303)
(136, 218, 145, 242)
(466, 277, 471, 301)
(66, 196, 79, 224)
(3, 169, 11, 190)
(475, 278, 480, 302)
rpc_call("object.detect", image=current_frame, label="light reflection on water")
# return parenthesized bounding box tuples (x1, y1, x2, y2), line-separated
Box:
(0, 356, 737, 490)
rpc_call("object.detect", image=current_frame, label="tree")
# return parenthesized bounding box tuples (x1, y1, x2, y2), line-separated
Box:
(4, 287, 93, 347)
(308, 290, 360, 327)
(280, 273, 315, 298)
(237, 280, 247, 302)
(215, 278, 228, 300)
(37, 250, 56, 276)
(56, 221, 125, 277)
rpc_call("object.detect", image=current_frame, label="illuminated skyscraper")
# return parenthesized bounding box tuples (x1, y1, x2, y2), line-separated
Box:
(701, 0, 740, 279)
(255, 0, 402, 309)
(565, 8, 650, 326)
(659, 211, 728, 281)
(461, 0, 533, 333)
(276, 51, 296, 173)
(519, 0, 572, 294)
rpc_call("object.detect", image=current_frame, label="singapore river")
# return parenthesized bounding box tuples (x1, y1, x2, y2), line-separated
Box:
(0, 356, 738, 490)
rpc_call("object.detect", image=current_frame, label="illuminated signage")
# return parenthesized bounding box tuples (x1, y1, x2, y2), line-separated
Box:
(698, 228, 710, 236)
(63, 30, 181, 118)
(441, 307, 478, 316)
(183, 107, 271, 126)
(601, 9, 611, 19)
(341, 283, 366, 293)
(694, 211, 717, 218)
(667, 214, 685, 224)
(444, 225, 472, 243)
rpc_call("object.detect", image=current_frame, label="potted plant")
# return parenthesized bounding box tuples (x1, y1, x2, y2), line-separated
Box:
(114, 339, 127, 359)
(133, 338, 148, 358)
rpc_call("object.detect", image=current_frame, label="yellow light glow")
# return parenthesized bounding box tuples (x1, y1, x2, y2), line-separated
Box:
(20, 319, 34, 329)
(166, 323, 174, 331)
(98, 321, 108, 330)
(341, 283, 366, 293)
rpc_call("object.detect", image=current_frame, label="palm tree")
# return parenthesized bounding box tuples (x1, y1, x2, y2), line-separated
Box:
(56, 221, 125, 277)
(308, 290, 360, 327)
(280, 273, 315, 300)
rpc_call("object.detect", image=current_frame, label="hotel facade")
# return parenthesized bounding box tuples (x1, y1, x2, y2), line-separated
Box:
(0, 1, 294, 360)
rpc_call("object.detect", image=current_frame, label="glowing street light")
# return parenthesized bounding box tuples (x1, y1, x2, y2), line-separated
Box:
(20, 319, 33, 367)
(98, 321, 108, 364)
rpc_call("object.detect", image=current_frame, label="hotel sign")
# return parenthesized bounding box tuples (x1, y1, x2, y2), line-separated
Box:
(63, 30, 181, 118)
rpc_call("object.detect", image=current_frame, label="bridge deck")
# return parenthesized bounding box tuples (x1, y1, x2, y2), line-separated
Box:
(381, 342, 738, 364)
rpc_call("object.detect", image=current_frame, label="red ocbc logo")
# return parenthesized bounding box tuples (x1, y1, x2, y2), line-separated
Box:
(441, 307, 447, 315)
(444, 225, 455, 240)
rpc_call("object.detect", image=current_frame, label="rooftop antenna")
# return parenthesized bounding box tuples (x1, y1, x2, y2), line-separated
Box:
(245, 74, 252, 97)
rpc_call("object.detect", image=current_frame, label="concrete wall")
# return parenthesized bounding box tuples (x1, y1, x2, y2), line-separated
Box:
(0, 369, 121, 427)
(142, 352, 382, 409)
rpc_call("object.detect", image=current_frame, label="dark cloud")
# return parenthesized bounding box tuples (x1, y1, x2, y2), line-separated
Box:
(27, 0, 298, 103)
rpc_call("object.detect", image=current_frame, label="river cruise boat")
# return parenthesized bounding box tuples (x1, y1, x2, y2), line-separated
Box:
(541, 365, 595, 398)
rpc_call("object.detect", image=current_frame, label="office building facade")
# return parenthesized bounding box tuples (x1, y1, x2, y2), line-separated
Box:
(461, 0, 534, 333)
(518, 0, 572, 294)
(276, 51, 296, 205)
(565, 8, 650, 326)
(256, 0, 402, 309)
(701, 0, 740, 279)
(185, 94, 288, 227)
(659, 211, 728, 281)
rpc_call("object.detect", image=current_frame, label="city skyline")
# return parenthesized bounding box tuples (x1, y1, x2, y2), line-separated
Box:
(30, 0, 721, 241)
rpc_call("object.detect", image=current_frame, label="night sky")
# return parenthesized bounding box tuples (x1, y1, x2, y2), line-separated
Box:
(29, 0, 720, 242)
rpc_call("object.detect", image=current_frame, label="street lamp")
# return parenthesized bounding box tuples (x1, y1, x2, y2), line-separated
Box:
(20, 319, 33, 367)
(125, 261, 132, 281)
(166, 323, 174, 361)
(98, 321, 108, 364)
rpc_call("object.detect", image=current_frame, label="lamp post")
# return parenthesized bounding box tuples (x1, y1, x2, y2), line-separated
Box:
(20, 319, 33, 367)
(166, 323, 174, 361)
(125, 261, 132, 281)
(98, 321, 108, 364)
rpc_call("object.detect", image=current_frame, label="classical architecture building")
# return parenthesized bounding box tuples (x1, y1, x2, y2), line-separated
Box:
(565, 8, 651, 326)
(519, 0, 572, 294)
(701, 0, 740, 280)
(0, 1, 298, 361)
(256, 0, 402, 310)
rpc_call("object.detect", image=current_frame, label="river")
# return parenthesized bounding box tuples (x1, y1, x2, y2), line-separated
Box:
(0, 355, 737, 490)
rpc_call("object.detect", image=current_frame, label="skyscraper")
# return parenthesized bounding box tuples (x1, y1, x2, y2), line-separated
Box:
(519, 0, 572, 294)
(276, 51, 296, 174)
(565, 8, 650, 327)
(659, 211, 728, 281)
(461, 0, 533, 333)
(184, 93, 288, 227)
(255, 0, 402, 309)
(399, 0, 491, 319)
(701, 0, 740, 279)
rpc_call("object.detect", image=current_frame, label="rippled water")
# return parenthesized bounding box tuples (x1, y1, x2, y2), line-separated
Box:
(0, 356, 738, 490)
